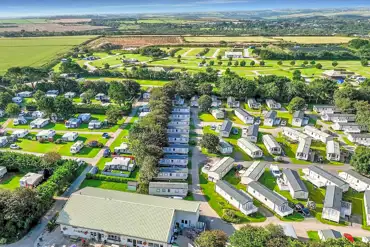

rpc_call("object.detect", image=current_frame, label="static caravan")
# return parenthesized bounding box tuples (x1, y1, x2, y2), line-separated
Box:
(332, 122, 366, 133)
(318, 229, 342, 241)
(70, 141, 84, 154)
(211, 108, 225, 119)
(78, 113, 91, 123)
(215, 180, 258, 216)
(20, 173, 43, 188)
(62, 132, 78, 142)
(12, 129, 29, 138)
(31, 111, 46, 119)
(322, 185, 351, 223)
(234, 108, 254, 124)
(247, 181, 293, 217)
(321, 113, 356, 123)
(30, 118, 49, 129)
(191, 96, 199, 107)
(262, 134, 282, 155)
(364, 190, 370, 226)
(211, 95, 222, 107)
(65, 118, 82, 128)
(206, 157, 235, 182)
(64, 92, 76, 99)
(217, 138, 233, 155)
(16, 91, 33, 98)
(172, 107, 190, 113)
(242, 125, 259, 143)
(303, 126, 333, 143)
(240, 161, 266, 185)
(264, 111, 277, 127)
(0, 166, 7, 178)
(163, 144, 189, 154)
(0, 136, 8, 147)
(266, 99, 281, 110)
(313, 105, 340, 114)
(347, 133, 370, 146)
(280, 169, 308, 200)
(88, 120, 103, 129)
(156, 167, 189, 180)
(292, 111, 305, 127)
(167, 126, 190, 135)
(36, 129, 56, 140)
(219, 120, 233, 137)
(173, 95, 185, 106)
(237, 138, 263, 158)
(168, 133, 190, 144)
(169, 112, 191, 121)
(227, 97, 240, 108)
(295, 138, 311, 161)
(247, 98, 261, 109)
(326, 140, 340, 161)
(338, 170, 370, 192)
(149, 182, 188, 197)
(168, 120, 190, 127)
(12, 97, 22, 104)
(114, 142, 131, 154)
(159, 155, 188, 167)
(282, 127, 309, 142)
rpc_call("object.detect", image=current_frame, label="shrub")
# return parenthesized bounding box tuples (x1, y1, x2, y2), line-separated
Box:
(75, 102, 131, 115)
(222, 209, 241, 223)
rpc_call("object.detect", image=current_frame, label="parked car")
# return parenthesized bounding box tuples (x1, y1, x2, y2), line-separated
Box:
(295, 203, 310, 217)
(211, 124, 216, 130)
(10, 144, 20, 149)
(270, 164, 282, 177)
(102, 133, 110, 139)
(232, 128, 239, 135)
(103, 148, 111, 158)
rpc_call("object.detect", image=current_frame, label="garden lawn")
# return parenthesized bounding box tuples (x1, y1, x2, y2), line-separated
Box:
(200, 169, 266, 223)
(307, 231, 320, 241)
(198, 112, 222, 122)
(0, 173, 24, 190)
(79, 179, 130, 192)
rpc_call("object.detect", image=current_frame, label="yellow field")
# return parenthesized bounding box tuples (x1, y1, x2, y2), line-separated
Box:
(184, 36, 276, 43)
(273, 36, 355, 44)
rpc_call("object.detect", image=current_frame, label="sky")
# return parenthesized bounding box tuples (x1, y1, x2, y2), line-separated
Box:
(0, 0, 369, 18)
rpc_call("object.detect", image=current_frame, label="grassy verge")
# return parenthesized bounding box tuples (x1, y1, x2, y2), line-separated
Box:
(307, 231, 320, 241)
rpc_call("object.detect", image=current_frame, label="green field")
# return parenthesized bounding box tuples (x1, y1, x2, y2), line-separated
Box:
(80, 179, 130, 192)
(0, 36, 96, 74)
(0, 173, 24, 190)
(0, 19, 48, 24)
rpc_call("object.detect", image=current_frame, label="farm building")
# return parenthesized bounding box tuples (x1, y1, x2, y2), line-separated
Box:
(16, 91, 33, 98)
(247, 181, 293, 217)
(70, 141, 84, 154)
(237, 138, 263, 159)
(167, 126, 190, 135)
(331, 122, 367, 133)
(88, 120, 103, 129)
(264, 111, 277, 127)
(227, 97, 240, 108)
(292, 111, 305, 127)
(20, 173, 43, 188)
(215, 180, 258, 216)
(224, 51, 243, 58)
(218, 138, 233, 154)
(313, 105, 340, 114)
(282, 127, 309, 142)
(234, 108, 254, 124)
(240, 161, 266, 185)
(149, 182, 188, 197)
(0, 166, 7, 178)
(326, 140, 340, 161)
(347, 133, 370, 146)
(62, 132, 78, 142)
(36, 129, 56, 140)
(168, 133, 189, 144)
(321, 113, 356, 123)
(262, 134, 282, 155)
(190, 96, 199, 107)
(247, 98, 261, 109)
(211, 95, 222, 107)
(295, 138, 311, 161)
(65, 118, 81, 128)
(64, 92, 76, 99)
(219, 120, 233, 137)
(163, 144, 189, 154)
(322, 185, 351, 223)
(266, 99, 281, 110)
(318, 229, 342, 241)
(279, 168, 308, 199)
(364, 190, 370, 226)
(156, 167, 189, 180)
(303, 126, 333, 143)
(30, 118, 49, 129)
(159, 155, 188, 167)
(12, 129, 29, 138)
(114, 142, 131, 154)
(242, 125, 259, 143)
(205, 157, 235, 182)
(338, 170, 370, 192)
(57, 187, 200, 246)
(0, 136, 8, 147)
(302, 165, 349, 192)
(211, 108, 224, 119)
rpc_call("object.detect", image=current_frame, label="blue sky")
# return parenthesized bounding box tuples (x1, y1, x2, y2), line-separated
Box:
(0, 0, 369, 17)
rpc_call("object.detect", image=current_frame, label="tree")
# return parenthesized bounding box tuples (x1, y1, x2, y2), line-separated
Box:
(219, 77, 257, 99)
(292, 70, 302, 81)
(0, 92, 12, 109)
(228, 57, 233, 61)
(227, 61, 232, 66)
(177, 55, 181, 59)
(210, 60, 215, 66)
(288, 97, 306, 113)
(229, 225, 270, 247)
(5, 103, 20, 116)
(277, 60, 283, 66)
(200, 133, 219, 153)
(177, 58, 181, 63)
(234, 60, 239, 66)
(37, 96, 55, 116)
(250, 61, 255, 66)
(104, 63, 110, 69)
(198, 83, 213, 95)
(198, 95, 212, 112)
(43, 152, 61, 165)
(260, 61, 265, 66)
(59, 61, 84, 74)
(354, 101, 370, 130)
(332, 61, 338, 67)
(122, 80, 140, 99)
(81, 89, 95, 103)
(303, 61, 309, 65)
(202, 59, 207, 65)
(106, 106, 122, 124)
(310, 60, 316, 65)
(217, 55, 222, 60)
(108, 81, 126, 105)
(361, 58, 369, 67)
(334, 85, 360, 112)
(194, 230, 228, 247)
(351, 147, 370, 174)
(240, 60, 246, 66)
(33, 90, 45, 100)
(308, 78, 337, 104)
(290, 60, 296, 66)
(54, 97, 75, 119)
(315, 63, 323, 69)
(218, 61, 223, 66)
(225, 68, 231, 74)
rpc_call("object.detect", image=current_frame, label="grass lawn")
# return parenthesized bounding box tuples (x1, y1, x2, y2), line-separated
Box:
(79, 179, 131, 192)
(342, 137, 355, 146)
(198, 112, 222, 122)
(226, 110, 245, 125)
(307, 231, 320, 241)
(6, 133, 107, 157)
(0, 173, 24, 190)
(199, 168, 266, 223)
(0, 36, 96, 75)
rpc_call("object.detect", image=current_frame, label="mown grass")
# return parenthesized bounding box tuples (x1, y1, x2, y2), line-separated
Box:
(0, 173, 24, 190)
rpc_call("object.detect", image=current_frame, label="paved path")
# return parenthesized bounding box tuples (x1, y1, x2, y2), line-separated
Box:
(182, 48, 194, 57)
(211, 48, 220, 58)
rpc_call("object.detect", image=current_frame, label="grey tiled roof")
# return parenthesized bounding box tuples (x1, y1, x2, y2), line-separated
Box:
(324, 185, 343, 211)
(216, 180, 253, 205)
(248, 181, 287, 206)
(221, 120, 233, 132)
(282, 168, 308, 193)
(247, 125, 259, 137)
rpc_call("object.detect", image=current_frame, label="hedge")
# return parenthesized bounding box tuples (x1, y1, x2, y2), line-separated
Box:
(86, 173, 137, 183)
(0, 152, 46, 173)
(75, 102, 132, 115)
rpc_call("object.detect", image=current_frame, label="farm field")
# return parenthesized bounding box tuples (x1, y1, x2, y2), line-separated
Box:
(0, 36, 96, 74)
(85, 77, 170, 86)
(184, 36, 277, 43)
(273, 36, 355, 44)
(0, 18, 48, 24)
(88, 36, 183, 48)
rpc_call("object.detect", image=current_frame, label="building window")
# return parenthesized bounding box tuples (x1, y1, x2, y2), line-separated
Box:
(149, 243, 154, 247)
(154, 244, 159, 247)
(137, 240, 143, 244)
(127, 239, 132, 243)
(162, 189, 166, 192)
(156, 189, 160, 192)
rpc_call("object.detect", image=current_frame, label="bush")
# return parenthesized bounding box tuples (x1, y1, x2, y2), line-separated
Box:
(85, 173, 136, 183)
(75, 102, 131, 115)
(222, 209, 241, 223)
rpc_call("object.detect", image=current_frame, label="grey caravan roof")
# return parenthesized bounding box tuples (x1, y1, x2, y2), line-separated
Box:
(247, 125, 259, 137)
(235, 108, 251, 118)
(216, 180, 253, 205)
(248, 181, 287, 206)
(221, 120, 233, 132)
(163, 155, 188, 160)
(365, 190, 370, 213)
(320, 229, 342, 240)
(323, 185, 343, 211)
(282, 169, 308, 193)
(265, 111, 277, 119)
(308, 166, 347, 187)
(245, 161, 266, 181)
(345, 170, 370, 185)
(293, 111, 305, 119)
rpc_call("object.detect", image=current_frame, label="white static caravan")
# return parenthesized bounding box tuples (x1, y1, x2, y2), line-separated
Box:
(295, 138, 311, 161)
(338, 170, 370, 192)
(364, 190, 370, 226)
(318, 229, 342, 241)
(243, 125, 259, 143)
(215, 180, 258, 216)
(227, 97, 240, 108)
(302, 165, 349, 192)
(240, 161, 266, 185)
(30, 118, 49, 129)
(114, 142, 131, 154)
(332, 122, 367, 133)
(0, 166, 7, 178)
(61, 132, 78, 142)
(322, 185, 351, 223)
(218, 138, 233, 155)
(36, 129, 56, 140)
(321, 113, 356, 123)
(234, 108, 254, 124)
(237, 138, 263, 158)
(266, 99, 281, 110)
(326, 140, 340, 161)
(347, 133, 370, 146)
(206, 157, 234, 182)
(292, 111, 305, 127)
(247, 181, 293, 217)
(264, 111, 277, 127)
(247, 98, 261, 109)
(168, 133, 190, 144)
(169, 112, 191, 121)
(172, 107, 190, 114)
(167, 126, 190, 135)
(163, 144, 189, 154)
(219, 120, 233, 138)
(262, 134, 282, 155)
(190, 95, 199, 107)
(282, 127, 309, 142)
(211, 96, 222, 107)
(156, 167, 189, 180)
(149, 182, 188, 197)
(211, 108, 225, 119)
(303, 126, 333, 143)
(70, 141, 84, 154)
(280, 169, 308, 200)
(12, 129, 29, 138)
(168, 120, 190, 127)
(159, 155, 188, 167)
(313, 105, 340, 114)
(19, 173, 43, 188)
